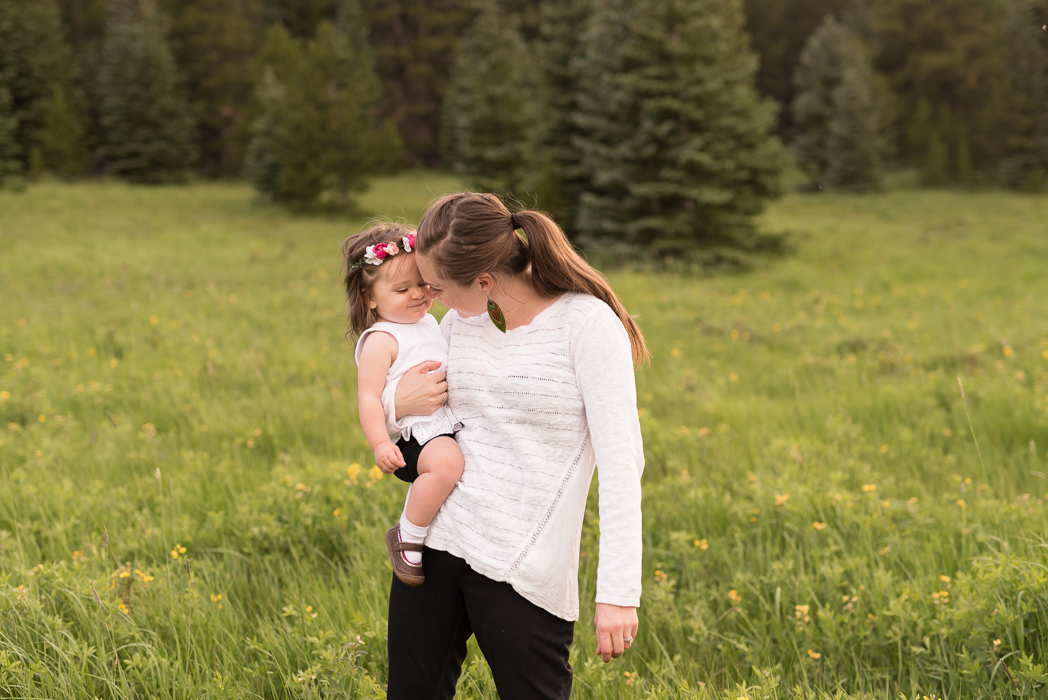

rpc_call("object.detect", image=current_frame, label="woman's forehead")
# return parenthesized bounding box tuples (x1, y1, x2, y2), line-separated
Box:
(415, 254, 447, 285)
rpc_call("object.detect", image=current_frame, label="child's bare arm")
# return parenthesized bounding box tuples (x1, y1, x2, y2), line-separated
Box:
(356, 332, 406, 473)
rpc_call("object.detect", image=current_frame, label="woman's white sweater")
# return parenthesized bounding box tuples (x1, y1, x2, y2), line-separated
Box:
(396, 293, 644, 622)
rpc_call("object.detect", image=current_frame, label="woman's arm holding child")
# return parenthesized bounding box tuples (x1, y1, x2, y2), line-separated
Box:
(357, 332, 406, 473)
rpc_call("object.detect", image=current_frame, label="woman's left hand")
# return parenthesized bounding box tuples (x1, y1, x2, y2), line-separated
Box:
(594, 603, 638, 663)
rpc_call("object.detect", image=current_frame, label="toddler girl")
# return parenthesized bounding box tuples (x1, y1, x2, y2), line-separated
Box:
(341, 223, 463, 587)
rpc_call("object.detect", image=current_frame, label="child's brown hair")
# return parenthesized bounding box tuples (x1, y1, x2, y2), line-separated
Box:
(340, 223, 414, 337)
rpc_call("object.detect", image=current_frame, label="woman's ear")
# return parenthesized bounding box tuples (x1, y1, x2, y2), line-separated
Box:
(475, 273, 495, 295)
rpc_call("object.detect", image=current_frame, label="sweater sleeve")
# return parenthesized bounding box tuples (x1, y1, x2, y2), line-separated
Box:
(572, 303, 644, 608)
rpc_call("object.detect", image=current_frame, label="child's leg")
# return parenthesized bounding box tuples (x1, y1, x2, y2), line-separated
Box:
(404, 436, 464, 527)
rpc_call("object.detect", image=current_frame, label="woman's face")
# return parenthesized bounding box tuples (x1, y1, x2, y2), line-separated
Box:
(417, 253, 488, 317)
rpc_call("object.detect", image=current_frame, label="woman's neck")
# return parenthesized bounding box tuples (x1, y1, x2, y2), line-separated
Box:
(489, 274, 560, 331)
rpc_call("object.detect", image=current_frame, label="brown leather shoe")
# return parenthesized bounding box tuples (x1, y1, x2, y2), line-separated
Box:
(386, 525, 424, 587)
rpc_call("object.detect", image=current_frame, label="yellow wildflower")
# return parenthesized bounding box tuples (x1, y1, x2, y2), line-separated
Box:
(812, 522, 827, 531)
(957, 499, 967, 510)
(347, 462, 361, 481)
(862, 484, 877, 492)
(117, 603, 129, 614)
(118, 571, 130, 578)
(880, 444, 889, 453)
(695, 538, 709, 550)
(0, 391, 9, 402)
(210, 594, 223, 603)
(368, 465, 383, 481)
(807, 649, 821, 659)
(295, 483, 309, 491)
(775, 494, 789, 506)
(654, 570, 668, 583)
(728, 589, 741, 604)
(670, 348, 681, 358)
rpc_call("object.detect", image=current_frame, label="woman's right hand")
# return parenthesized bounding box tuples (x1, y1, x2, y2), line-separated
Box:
(394, 361, 448, 420)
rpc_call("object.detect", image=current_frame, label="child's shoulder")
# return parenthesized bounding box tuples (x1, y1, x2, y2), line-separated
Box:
(353, 325, 399, 367)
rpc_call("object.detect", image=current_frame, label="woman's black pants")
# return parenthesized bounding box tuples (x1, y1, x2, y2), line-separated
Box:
(387, 548, 574, 699)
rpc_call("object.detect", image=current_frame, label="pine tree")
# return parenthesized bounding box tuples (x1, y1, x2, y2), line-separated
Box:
(33, 83, 89, 177)
(793, 16, 881, 191)
(0, 0, 82, 175)
(0, 85, 24, 190)
(527, 0, 591, 232)
(244, 66, 284, 200)
(163, 0, 259, 177)
(1000, 0, 1048, 189)
(98, 0, 196, 183)
(440, 0, 532, 195)
(872, 0, 1010, 182)
(247, 19, 402, 210)
(574, 0, 785, 256)
(360, 0, 472, 167)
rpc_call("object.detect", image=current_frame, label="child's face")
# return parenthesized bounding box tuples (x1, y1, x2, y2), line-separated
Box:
(368, 253, 434, 324)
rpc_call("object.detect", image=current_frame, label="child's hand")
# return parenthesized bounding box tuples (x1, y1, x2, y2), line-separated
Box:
(374, 441, 406, 473)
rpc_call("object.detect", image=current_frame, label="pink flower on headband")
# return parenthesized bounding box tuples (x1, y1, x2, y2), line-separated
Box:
(402, 232, 416, 252)
(362, 238, 408, 266)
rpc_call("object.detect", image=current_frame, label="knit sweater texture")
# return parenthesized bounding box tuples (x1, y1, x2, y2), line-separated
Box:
(415, 293, 644, 621)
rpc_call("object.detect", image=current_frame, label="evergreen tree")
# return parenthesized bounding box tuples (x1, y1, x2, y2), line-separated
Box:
(440, 0, 532, 195)
(33, 83, 90, 177)
(793, 16, 881, 190)
(1000, 0, 1048, 189)
(98, 0, 196, 183)
(527, 0, 591, 232)
(0, 0, 82, 175)
(0, 85, 24, 190)
(742, 0, 854, 133)
(163, 0, 260, 177)
(574, 0, 785, 256)
(872, 0, 1010, 182)
(244, 66, 284, 200)
(247, 20, 402, 210)
(361, 0, 472, 167)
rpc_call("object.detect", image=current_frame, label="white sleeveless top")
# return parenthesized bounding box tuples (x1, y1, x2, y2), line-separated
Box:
(354, 313, 459, 444)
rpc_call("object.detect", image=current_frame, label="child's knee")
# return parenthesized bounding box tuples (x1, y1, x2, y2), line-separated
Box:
(419, 437, 464, 483)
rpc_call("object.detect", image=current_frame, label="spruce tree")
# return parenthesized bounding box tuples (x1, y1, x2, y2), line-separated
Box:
(247, 18, 402, 210)
(793, 16, 881, 191)
(1000, 0, 1048, 189)
(872, 0, 1010, 182)
(527, 0, 591, 233)
(0, 85, 24, 189)
(163, 0, 258, 177)
(360, 0, 472, 167)
(440, 0, 532, 196)
(98, 0, 196, 183)
(0, 0, 82, 176)
(574, 0, 785, 256)
(33, 84, 90, 177)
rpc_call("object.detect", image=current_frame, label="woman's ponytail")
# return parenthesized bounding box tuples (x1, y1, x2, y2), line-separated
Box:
(417, 193, 650, 367)
(516, 211, 650, 367)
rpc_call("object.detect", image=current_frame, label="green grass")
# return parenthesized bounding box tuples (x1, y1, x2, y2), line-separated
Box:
(1, 176, 1047, 699)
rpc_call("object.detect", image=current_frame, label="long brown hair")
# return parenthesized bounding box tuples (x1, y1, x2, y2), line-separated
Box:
(340, 223, 414, 337)
(416, 193, 649, 366)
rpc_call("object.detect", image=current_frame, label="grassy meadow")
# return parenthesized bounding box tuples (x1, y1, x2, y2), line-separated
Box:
(1, 175, 1048, 699)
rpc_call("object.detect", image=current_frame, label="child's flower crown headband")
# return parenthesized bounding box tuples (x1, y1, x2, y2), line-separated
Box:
(348, 231, 416, 272)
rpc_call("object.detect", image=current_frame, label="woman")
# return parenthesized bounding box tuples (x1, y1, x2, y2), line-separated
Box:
(385, 193, 647, 699)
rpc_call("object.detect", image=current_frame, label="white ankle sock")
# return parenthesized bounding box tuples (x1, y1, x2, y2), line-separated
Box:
(398, 514, 428, 565)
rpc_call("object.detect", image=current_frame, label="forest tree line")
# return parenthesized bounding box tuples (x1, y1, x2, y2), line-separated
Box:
(2, 0, 1047, 253)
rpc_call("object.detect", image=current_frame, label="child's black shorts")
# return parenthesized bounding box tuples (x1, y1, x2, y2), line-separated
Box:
(393, 432, 456, 483)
